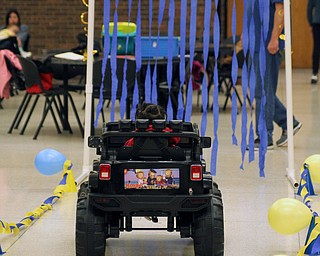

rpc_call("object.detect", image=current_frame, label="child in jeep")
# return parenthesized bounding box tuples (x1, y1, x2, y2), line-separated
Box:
(124, 103, 180, 146)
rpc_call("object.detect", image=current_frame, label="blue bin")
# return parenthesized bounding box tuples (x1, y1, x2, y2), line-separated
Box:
(140, 36, 180, 58)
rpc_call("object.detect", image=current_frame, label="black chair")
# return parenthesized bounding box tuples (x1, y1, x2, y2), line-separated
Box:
(218, 38, 251, 111)
(8, 56, 83, 139)
(92, 58, 136, 124)
(44, 50, 86, 92)
(0, 37, 20, 55)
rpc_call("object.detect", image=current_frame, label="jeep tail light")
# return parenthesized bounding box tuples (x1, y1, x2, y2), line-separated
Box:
(99, 164, 111, 180)
(190, 165, 202, 181)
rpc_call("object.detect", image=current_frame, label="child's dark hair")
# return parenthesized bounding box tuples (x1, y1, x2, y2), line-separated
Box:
(135, 103, 167, 120)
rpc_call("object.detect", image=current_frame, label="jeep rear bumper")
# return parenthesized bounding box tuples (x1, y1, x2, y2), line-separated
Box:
(89, 194, 211, 215)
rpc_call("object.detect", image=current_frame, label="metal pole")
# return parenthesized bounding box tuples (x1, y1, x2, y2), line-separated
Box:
(76, 0, 95, 185)
(284, 0, 298, 188)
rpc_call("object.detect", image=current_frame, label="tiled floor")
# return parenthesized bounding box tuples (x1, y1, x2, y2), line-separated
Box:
(0, 69, 319, 255)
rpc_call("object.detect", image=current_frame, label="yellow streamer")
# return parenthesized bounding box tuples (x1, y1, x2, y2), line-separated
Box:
(296, 166, 319, 255)
(0, 160, 77, 238)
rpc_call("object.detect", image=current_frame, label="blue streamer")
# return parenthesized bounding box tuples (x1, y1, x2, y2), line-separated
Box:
(240, 0, 249, 169)
(258, 0, 267, 177)
(145, 64, 152, 103)
(304, 217, 320, 255)
(151, 65, 158, 104)
(145, 0, 153, 103)
(185, 0, 197, 122)
(240, 64, 248, 169)
(263, 0, 270, 41)
(0, 244, 4, 255)
(200, 0, 211, 137)
(178, 0, 187, 120)
(166, 0, 174, 120)
(248, 0, 256, 161)
(298, 166, 316, 197)
(231, 0, 238, 146)
(305, 234, 320, 255)
(158, 0, 166, 26)
(131, 0, 142, 119)
(95, 0, 110, 127)
(150, 0, 166, 107)
(119, 0, 133, 119)
(211, 0, 220, 176)
(110, 0, 119, 122)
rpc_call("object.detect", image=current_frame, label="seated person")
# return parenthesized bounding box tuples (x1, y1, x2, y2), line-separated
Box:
(124, 103, 180, 147)
(0, 24, 31, 57)
(3, 9, 30, 51)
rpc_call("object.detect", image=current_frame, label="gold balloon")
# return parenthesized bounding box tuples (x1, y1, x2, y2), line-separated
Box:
(82, 0, 88, 7)
(302, 154, 320, 183)
(80, 12, 88, 25)
(268, 198, 312, 235)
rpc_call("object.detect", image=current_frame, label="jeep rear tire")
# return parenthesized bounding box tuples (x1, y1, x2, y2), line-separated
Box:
(76, 196, 106, 256)
(193, 195, 224, 256)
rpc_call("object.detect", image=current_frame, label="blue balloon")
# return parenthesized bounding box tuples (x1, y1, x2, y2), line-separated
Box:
(34, 149, 66, 176)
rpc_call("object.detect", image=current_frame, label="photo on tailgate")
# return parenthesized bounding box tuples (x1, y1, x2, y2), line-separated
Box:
(124, 168, 180, 189)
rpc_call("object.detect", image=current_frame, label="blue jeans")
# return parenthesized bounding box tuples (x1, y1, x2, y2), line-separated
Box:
(254, 51, 298, 143)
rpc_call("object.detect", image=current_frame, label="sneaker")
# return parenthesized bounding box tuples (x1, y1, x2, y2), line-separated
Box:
(276, 122, 302, 147)
(246, 138, 274, 151)
(311, 74, 318, 84)
(254, 138, 274, 151)
(20, 50, 32, 58)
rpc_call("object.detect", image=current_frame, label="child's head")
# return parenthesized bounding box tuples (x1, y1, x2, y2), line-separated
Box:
(135, 103, 166, 120)
(7, 24, 19, 34)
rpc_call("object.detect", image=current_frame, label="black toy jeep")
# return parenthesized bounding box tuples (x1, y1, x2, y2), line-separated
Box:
(76, 119, 224, 256)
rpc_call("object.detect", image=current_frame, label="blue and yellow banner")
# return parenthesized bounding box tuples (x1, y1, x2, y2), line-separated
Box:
(0, 160, 77, 255)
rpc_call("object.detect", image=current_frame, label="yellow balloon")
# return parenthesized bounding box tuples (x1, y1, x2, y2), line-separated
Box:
(268, 198, 312, 235)
(302, 154, 320, 183)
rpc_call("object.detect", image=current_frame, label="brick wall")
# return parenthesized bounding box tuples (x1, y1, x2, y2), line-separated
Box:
(1, 0, 224, 56)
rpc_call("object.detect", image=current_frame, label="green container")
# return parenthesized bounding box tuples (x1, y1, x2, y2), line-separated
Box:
(102, 23, 136, 55)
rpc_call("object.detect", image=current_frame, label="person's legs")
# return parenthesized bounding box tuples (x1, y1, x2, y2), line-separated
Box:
(270, 53, 302, 147)
(312, 24, 320, 81)
(263, 51, 281, 144)
(273, 96, 299, 131)
(254, 52, 262, 138)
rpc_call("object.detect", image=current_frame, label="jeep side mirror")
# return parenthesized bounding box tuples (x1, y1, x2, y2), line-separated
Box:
(200, 137, 211, 148)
